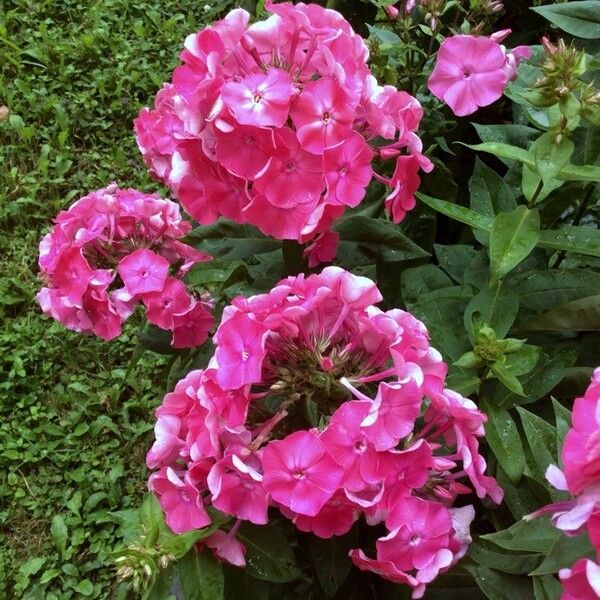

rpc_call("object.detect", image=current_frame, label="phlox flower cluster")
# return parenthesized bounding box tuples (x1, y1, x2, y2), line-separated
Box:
(147, 267, 502, 598)
(134, 1, 432, 261)
(529, 368, 600, 599)
(37, 184, 213, 347)
(428, 29, 531, 117)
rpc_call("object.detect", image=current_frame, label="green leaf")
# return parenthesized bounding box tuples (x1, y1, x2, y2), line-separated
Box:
(143, 566, 174, 600)
(333, 215, 429, 263)
(531, 533, 595, 575)
(557, 162, 600, 182)
(409, 286, 473, 361)
(494, 347, 578, 408)
(160, 515, 230, 559)
(532, 1, 600, 39)
(533, 575, 562, 600)
(481, 518, 560, 553)
(237, 521, 302, 583)
(74, 580, 94, 596)
(552, 398, 571, 458)
(416, 192, 494, 230)
(473, 123, 537, 153)
(50, 515, 68, 556)
(401, 264, 453, 308)
(469, 158, 516, 244)
(503, 345, 541, 377)
(491, 363, 525, 396)
(482, 400, 525, 484)
(140, 493, 166, 547)
(517, 407, 558, 486)
(532, 133, 574, 186)
(464, 142, 534, 167)
(525, 295, 600, 331)
(469, 541, 541, 575)
(464, 283, 519, 340)
(186, 259, 247, 287)
(187, 220, 280, 260)
(538, 225, 600, 258)
(489, 206, 540, 281)
(309, 532, 356, 597)
(177, 549, 224, 600)
(434, 245, 487, 287)
(464, 565, 535, 600)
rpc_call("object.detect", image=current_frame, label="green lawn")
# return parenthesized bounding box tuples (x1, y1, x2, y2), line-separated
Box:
(0, 2, 236, 597)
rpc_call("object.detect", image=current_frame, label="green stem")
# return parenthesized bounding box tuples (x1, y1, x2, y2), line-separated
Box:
(527, 180, 544, 208)
(282, 239, 308, 276)
(553, 184, 596, 269)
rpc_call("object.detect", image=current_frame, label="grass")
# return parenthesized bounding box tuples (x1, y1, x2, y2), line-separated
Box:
(0, 1, 242, 597)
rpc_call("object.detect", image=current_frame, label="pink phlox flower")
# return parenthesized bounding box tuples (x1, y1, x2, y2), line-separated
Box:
(385, 154, 421, 224)
(291, 77, 356, 154)
(428, 35, 509, 117)
(51, 247, 95, 303)
(214, 311, 271, 389)
(146, 415, 184, 469)
(215, 123, 275, 180)
(281, 490, 359, 538)
(221, 67, 293, 127)
(323, 131, 373, 207)
(118, 248, 170, 296)
(303, 230, 339, 268)
(171, 301, 214, 349)
(205, 529, 246, 567)
(321, 400, 382, 492)
(143, 276, 192, 329)
(261, 430, 344, 516)
(254, 127, 323, 208)
(207, 454, 269, 524)
(149, 467, 211, 534)
(560, 558, 600, 600)
(81, 288, 123, 341)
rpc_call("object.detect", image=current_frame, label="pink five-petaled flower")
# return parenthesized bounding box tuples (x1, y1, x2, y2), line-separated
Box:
(262, 430, 344, 517)
(221, 67, 293, 128)
(118, 248, 170, 296)
(143, 276, 192, 329)
(214, 311, 270, 389)
(207, 455, 269, 524)
(171, 301, 214, 349)
(51, 247, 95, 303)
(323, 131, 373, 207)
(428, 35, 509, 117)
(291, 77, 356, 154)
(254, 127, 323, 208)
(379, 497, 454, 583)
(321, 401, 381, 492)
(559, 558, 600, 600)
(385, 154, 421, 223)
(149, 467, 211, 534)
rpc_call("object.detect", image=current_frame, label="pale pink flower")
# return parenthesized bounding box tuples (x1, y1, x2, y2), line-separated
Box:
(323, 132, 373, 207)
(428, 35, 509, 117)
(262, 430, 344, 516)
(221, 67, 293, 128)
(291, 78, 355, 154)
(149, 467, 211, 534)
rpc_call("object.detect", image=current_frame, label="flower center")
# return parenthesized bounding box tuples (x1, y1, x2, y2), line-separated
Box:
(140, 269, 149, 278)
(463, 71, 472, 80)
(409, 534, 421, 546)
(253, 93, 263, 104)
(292, 468, 306, 480)
(241, 349, 250, 361)
(284, 160, 296, 172)
(354, 439, 367, 453)
(322, 110, 331, 123)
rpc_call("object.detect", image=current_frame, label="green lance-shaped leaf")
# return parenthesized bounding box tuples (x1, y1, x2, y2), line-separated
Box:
(489, 206, 540, 282)
(532, 1, 600, 39)
(176, 549, 224, 600)
(481, 400, 526, 484)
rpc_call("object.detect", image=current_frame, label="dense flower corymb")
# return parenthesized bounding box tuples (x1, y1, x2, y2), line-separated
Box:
(135, 1, 432, 255)
(37, 184, 213, 346)
(147, 267, 501, 598)
(428, 30, 531, 116)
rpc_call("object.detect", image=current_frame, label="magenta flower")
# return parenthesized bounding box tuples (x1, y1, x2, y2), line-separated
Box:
(254, 127, 323, 208)
(323, 132, 373, 207)
(291, 78, 355, 154)
(149, 467, 211, 534)
(428, 35, 509, 117)
(51, 247, 94, 303)
(384, 154, 421, 223)
(171, 301, 214, 349)
(221, 67, 293, 128)
(560, 558, 600, 600)
(214, 312, 270, 389)
(143, 276, 192, 329)
(262, 430, 344, 516)
(118, 248, 170, 296)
